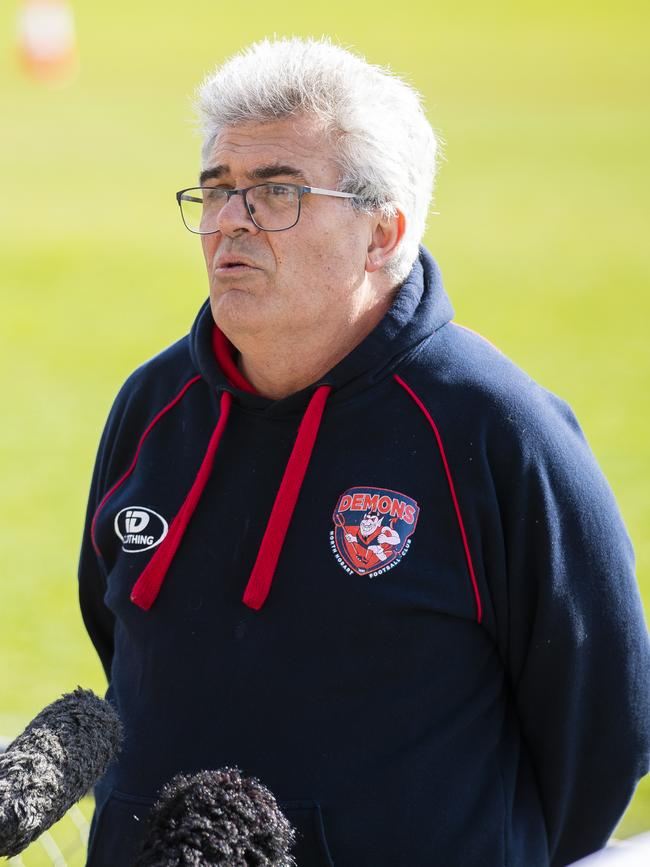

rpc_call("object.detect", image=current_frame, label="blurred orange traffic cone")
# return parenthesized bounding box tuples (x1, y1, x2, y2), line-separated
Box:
(17, 0, 78, 85)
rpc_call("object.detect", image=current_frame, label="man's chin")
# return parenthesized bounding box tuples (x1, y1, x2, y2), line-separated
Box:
(209, 289, 269, 339)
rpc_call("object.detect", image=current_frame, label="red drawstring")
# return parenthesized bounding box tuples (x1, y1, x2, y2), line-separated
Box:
(130, 391, 232, 610)
(130, 327, 331, 612)
(242, 385, 331, 610)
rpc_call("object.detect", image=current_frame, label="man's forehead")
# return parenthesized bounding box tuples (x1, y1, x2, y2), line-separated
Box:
(203, 117, 338, 181)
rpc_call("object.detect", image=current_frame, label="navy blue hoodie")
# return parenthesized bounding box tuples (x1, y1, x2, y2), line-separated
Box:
(80, 248, 650, 866)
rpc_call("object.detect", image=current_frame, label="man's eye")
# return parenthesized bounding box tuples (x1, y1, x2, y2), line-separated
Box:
(203, 187, 228, 200)
(263, 184, 293, 198)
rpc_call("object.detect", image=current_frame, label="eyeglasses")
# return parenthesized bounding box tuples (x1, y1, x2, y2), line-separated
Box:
(175, 182, 359, 234)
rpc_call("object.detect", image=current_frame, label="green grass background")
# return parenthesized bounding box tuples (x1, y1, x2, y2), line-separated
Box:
(1, 0, 648, 844)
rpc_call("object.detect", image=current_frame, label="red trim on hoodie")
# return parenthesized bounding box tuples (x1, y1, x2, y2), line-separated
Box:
(90, 375, 202, 558)
(212, 327, 258, 394)
(393, 374, 483, 624)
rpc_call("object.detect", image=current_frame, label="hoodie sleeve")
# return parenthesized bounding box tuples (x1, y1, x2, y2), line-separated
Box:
(492, 391, 650, 866)
(79, 488, 115, 681)
(77, 377, 140, 682)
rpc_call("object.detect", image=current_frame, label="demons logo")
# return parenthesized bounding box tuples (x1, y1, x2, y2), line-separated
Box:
(330, 486, 420, 577)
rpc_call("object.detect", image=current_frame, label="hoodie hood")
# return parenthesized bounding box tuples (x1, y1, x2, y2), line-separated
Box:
(189, 246, 453, 413)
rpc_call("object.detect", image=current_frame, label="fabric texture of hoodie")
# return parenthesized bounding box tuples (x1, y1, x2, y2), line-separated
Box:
(79, 248, 650, 867)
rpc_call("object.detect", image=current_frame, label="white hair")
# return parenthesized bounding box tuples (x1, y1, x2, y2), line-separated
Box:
(196, 37, 440, 283)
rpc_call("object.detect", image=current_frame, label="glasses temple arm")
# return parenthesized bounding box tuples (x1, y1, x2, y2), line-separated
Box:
(305, 186, 359, 199)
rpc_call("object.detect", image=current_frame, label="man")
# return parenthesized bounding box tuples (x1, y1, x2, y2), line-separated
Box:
(339, 508, 403, 573)
(79, 38, 650, 866)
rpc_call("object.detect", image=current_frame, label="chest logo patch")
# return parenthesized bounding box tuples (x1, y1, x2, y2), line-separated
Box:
(114, 506, 168, 553)
(330, 487, 420, 577)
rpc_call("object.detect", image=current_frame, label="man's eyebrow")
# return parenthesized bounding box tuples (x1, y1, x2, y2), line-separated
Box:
(198, 163, 306, 185)
(199, 165, 228, 185)
(248, 163, 305, 181)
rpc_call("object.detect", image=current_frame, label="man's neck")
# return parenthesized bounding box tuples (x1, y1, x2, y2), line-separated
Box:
(236, 294, 393, 400)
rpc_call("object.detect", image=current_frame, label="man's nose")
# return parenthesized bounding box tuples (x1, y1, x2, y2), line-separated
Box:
(216, 191, 259, 237)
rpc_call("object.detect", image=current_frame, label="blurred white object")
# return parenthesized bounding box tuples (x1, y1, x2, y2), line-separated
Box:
(16, 0, 78, 84)
(569, 833, 650, 865)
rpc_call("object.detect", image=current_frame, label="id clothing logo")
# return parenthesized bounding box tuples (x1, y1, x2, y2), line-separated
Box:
(330, 486, 420, 577)
(114, 506, 168, 553)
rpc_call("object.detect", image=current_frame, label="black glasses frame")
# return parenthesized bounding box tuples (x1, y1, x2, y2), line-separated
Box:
(175, 183, 359, 234)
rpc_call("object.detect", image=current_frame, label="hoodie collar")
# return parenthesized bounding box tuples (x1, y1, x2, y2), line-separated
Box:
(189, 246, 453, 413)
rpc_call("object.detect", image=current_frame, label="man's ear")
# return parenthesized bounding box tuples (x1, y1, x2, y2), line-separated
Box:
(365, 208, 406, 273)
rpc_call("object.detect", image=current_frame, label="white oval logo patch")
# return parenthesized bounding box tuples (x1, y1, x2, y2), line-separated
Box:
(114, 506, 168, 553)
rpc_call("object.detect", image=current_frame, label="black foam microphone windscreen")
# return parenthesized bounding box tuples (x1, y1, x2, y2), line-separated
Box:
(135, 767, 296, 866)
(0, 687, 122, 857)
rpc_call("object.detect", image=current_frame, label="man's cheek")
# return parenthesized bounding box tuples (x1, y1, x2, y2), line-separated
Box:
(201, 237, 218, 270)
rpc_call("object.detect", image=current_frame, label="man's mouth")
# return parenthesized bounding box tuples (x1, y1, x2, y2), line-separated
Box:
(214, 255, 260, 272)
(214, 264, 260, 280)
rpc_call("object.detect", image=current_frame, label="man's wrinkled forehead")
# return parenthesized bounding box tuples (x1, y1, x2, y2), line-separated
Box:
(201, 116, 340, 184)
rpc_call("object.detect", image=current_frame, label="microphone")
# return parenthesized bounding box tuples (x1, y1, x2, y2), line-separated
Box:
(135, 767, 296, 866)
(0, 687, 122, 857)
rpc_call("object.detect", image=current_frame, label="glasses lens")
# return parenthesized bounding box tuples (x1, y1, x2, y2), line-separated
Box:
(178, 188, 227, 234)
(247, 183, 300, 231)
(178, 184, 301, 233)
